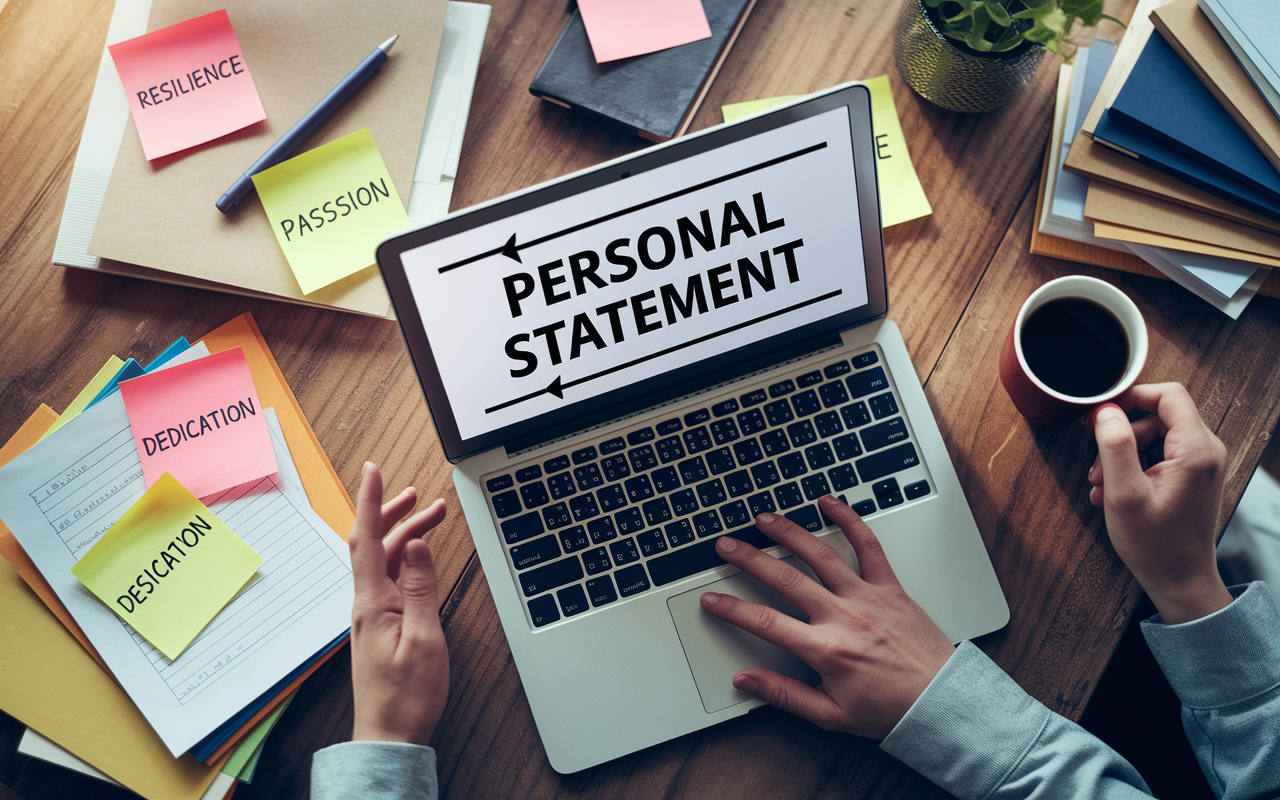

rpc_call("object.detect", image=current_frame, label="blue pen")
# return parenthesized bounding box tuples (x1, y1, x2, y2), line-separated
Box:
(216, 35, 398, 213)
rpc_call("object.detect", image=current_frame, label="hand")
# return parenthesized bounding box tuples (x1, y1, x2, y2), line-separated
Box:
(348, 462, 450, 745)
(1088, 383, 1233, 624)
(699, 496, 955, 739)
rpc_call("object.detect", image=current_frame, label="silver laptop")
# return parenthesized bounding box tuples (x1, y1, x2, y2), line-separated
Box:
(376, 81, 1009, 773)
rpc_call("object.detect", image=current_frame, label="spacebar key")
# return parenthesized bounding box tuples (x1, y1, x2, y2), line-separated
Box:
(647, 526, 775, 586)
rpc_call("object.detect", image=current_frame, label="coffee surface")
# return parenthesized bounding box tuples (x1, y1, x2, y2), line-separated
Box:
(1021, 297, 1128, 398)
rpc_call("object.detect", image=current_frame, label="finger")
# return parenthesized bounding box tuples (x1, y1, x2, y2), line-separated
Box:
(1121, 383, 1206, 433)
(380, 486, 418, 537)
(752, 510, 859, 594)
(713, 534, 834, 614)
(1089, 484, 1103, 507)
(733, 669, 844, 729)
(1091, 404, 1149, 502)
(1088, 414, 1163, 486)
(396, 538, 443, 648)
(349, 463, 391, 594)
(700, 590, 816, 653)
(819, 495, 898, 587)
(385, 499, 447, 581)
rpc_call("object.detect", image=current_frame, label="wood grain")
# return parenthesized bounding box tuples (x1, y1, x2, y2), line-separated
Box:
(5, 0, 1279, 798)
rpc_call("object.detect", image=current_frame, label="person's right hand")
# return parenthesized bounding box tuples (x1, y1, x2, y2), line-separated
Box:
(1088, 383, 1234, 624)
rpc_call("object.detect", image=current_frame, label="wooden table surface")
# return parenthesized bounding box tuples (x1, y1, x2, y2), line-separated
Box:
(3, 0, 1279, 798)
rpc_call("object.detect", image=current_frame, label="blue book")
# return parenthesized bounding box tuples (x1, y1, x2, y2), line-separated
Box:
(1107, 31, 1280, 203)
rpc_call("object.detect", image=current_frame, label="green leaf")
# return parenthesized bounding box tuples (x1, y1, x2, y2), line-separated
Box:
(985, 2, 1013, 26)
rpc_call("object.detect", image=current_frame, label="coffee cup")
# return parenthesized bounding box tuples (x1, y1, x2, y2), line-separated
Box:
(999, 275, 1147, 423)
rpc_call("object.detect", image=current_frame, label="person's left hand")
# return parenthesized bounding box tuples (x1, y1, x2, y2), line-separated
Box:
(348, 462, 450, 746)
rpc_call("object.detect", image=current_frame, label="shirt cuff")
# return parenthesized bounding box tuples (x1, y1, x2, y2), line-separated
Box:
(311, 740, 438, 800)
(1141, 581, 1280, 710)
(880, 641, 1051, 800)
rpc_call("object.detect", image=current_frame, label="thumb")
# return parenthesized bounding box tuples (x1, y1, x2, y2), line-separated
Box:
(397, 538, 442, 644)
(734, 669, 843, 729)
(1092, 404, 1147, 499)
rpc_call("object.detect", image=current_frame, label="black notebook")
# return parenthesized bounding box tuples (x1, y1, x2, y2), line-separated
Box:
(530, 0, 757, 141)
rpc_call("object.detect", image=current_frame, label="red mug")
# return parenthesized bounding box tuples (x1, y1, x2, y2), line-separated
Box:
(999, 276, 1148, 423)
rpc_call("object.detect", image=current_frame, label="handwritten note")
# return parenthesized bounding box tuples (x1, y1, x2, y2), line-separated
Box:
(722, 77, 932, 227)
(70, 473, 262, 660)
(118, 348, 277, 498)
(108, 10, 266, 160)
(253, 128, 411, 294)
(577, 0, 712, 63)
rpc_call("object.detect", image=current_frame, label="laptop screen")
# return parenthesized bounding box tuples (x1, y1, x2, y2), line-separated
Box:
(379, 84, 886, 461)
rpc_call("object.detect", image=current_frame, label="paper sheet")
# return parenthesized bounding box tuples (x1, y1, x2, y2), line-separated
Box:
(577, 0, 712, 63)
(0, 395, 353, 756)
(119, 347, 278, 497)
(89, 357, 144, 406)
(40, 356, 124, 441)
(1124, 241, 1265, 318)
(721, 77, 932, 227)
(253, 128, 411, 294)
(108, 9, 265, 160)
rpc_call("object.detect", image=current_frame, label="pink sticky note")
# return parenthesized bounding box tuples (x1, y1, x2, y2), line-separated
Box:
(118, 348, 278, 499)
(577, 0, 713, 63)
(108, 10, 266, 160)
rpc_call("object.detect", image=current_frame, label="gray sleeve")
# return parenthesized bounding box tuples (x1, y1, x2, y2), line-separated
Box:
(880, 641, 1151, 800)
(1140, 581, 1280, 800)
(311, 741, 438, 800)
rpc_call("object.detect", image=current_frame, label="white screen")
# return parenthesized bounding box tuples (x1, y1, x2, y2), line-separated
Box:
(401, 107, 868, 440)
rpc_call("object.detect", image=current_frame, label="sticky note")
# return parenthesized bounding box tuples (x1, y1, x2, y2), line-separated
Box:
(577, 0, 712, 63)
(118, 348, 278, 498)
(253, 128, 411, 295)
(108, 10, 266, 160)
(70, 473, 263, 661)
(721, 77, 933, 227)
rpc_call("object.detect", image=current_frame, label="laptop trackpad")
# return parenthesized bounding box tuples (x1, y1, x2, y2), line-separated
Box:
(666, 557, 821, 714)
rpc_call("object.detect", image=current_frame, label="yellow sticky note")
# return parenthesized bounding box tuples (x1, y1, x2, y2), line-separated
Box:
(253, 128, 410, 295)
(70, 473, 263, 660)
(40, 356, 125, 441)
(721, 77, 932, 227)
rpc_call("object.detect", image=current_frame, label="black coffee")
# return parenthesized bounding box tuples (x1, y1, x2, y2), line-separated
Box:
(1021, 297, 1128, 397)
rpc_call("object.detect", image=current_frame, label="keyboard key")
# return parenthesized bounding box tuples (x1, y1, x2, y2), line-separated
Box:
(547, 473, 577, 499)
(765, 399, 794, 426)
(769, 379, 795, 397)
(656, 418, 683, 435)
(696, 479, 727, 507)
(670, 488, 699, 516)
(615, 564, 651, 597)
(651, 466, 681, 493)
(747, 491, 776, 516)
(725, 470, 753, 498)
(872, 478, 900, 497)
(692, 509, 723, 537)
(778, 452, 808, 479)
(740, 388, 768, 407)
(597, 484, 627, 512)
(905, 480, 931, 500)
(516, 465, 543, 482)
(712, 399, 739, 417)
(775, 482, 803, 509)
(801, 473, 831, 501)
(664, 519, 696, 547)
(878, 491, 904, 509)
(737, 408, 766, 435)
(572, 446, 599, 464)
(860, 417, 908, 451)
(587, 517, 617, 544)
(599, 438, 625, 455)
(615, 508, 645, 534)
(710, 418, 740, 445)
(751, 461, 781, 488)
(628, 445, 658, 472)
(501, 512, 544, 544)
(511, 535, 561, 571)
(492, 490, 521, 518)
(732, 439, 764, 466)
(824, 360, 851, 379)
(544, 455, 570, 474)
(655, 436, 685, 464)
(519, 556, 583, 597)
(796, 370, 823, 388)
(624, 474, 654, 502)
(609, 538, 640, 566)
(587, 575, 617, 606)
(792, 389, 822, 417)
(847, 367, 889, 398)
(568, 493, 599, 522)
(627, 428, 655, 445)
(557, 585, 589, 617)
(785, 505, 823, 533)
(841, 401, 872, 429)
(582, 547, 611, 575)
(602, 455, 631, 481)
(683, 426, 713, 454)
(559, 525, 590, 553)
(805, 443, 836, 470)
(833, 433, 863, 461)
(852, 351, 879, 369)
(542, 502, 571, 530)
(870, 392, 899, 420)
(829, 463, 858, 491)
(819, 381, 849, 408)
(814, 411, 843, 438)
(706, 447, 736, 474)
(647, 527, 775, 586)
(642, 497, 673, 526)
(787, 420, 817, 447)
(573, 463, 603, 491)
(486, 474, 514, 492)
(852, 499, 877, 516)
(678, 456, 709, 484)
(520, 482, 550, 508)
(684, 408, 711, 425)
(855, 443, 920, 483)
(528, 594, 560, 627)
(760, 429, 790, 456)
(636, 530, 668, 556)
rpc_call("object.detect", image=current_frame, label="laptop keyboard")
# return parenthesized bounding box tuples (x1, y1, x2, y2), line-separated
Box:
(482, 346, 935, 629)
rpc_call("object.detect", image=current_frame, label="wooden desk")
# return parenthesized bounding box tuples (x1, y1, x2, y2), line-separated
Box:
(2, 1, 1277, 797)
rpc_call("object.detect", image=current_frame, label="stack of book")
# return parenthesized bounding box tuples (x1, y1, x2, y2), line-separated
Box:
(1033, 0, 1280, 318)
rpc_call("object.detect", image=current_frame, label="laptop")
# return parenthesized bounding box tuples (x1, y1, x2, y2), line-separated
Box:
(376, 81, 1009, 773)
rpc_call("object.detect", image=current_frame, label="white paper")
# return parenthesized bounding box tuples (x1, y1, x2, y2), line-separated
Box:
(1124, 242, 1266, 318)
(0, 397, 353, 756)
(18, 728, 120, 786)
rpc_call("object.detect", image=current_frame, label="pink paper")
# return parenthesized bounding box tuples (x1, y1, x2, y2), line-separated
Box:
(577, 0, 712, 63)
(108, 10, 266, 160)
(118, 348, 279, 499)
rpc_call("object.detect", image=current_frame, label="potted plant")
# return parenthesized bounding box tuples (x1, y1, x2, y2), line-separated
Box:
(894, 0, 1122, 113)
